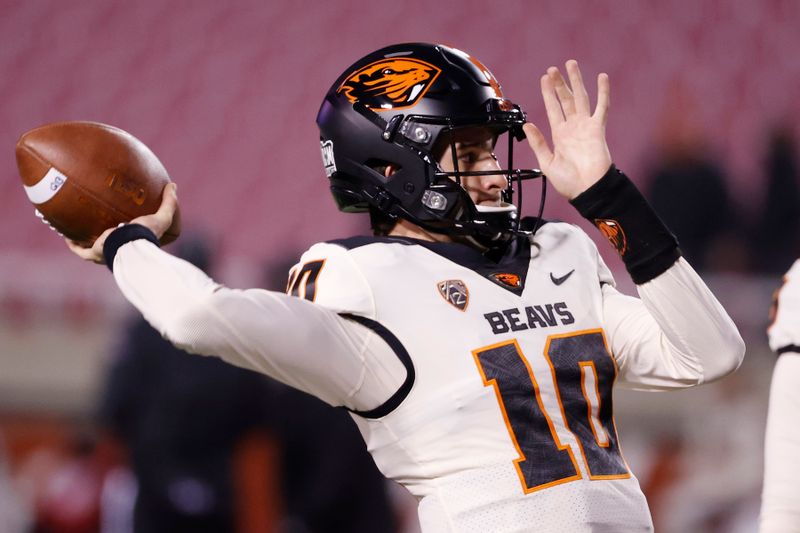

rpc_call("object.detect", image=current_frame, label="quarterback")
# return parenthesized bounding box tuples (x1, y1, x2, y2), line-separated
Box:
(69, 43, 744, 532)
(762, 261, 800, 532)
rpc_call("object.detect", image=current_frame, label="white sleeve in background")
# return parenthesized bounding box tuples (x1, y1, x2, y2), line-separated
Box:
(760, 260, 800, 532)
(768, 259, 800, 352)
(111, 239, 407, 411)
(602, 256, 745, 390)
(760, 352, 800, 533)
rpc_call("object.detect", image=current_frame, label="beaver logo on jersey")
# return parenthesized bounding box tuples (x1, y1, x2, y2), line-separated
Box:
(490, 273, 521, 288)
(338, 58, 442, 111)
(595, 219, 628, 256)
(437, 279, 469, 311)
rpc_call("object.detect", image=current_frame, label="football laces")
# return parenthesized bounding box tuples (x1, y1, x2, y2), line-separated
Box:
(34, 209, 64, 237)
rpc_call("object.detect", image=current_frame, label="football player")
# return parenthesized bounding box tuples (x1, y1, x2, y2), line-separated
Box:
(68, 43, 744, 532)
(762, 262, 800, 532)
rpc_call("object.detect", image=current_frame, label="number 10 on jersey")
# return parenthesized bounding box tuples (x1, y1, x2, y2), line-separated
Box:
(473, 329, 630, 493)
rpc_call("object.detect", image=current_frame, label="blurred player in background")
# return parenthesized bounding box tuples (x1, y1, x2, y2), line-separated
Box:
(100, 238, 396, 533)
(762, 261, 800, 532)
(68, 43, 744, 531)
(98, 235, 278, 533)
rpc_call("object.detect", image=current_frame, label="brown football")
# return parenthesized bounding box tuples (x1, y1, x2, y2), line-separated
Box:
(15, 121, 180, 246)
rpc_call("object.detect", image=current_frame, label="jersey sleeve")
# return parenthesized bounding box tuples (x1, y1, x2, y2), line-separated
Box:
(760, 262, 800, 531)
(767, 259, 800, 353)
(601, 256, 744, 390)
(110, 239, 407, 411)
(760, 352, 800, 532)
(287, 242, 375, 315)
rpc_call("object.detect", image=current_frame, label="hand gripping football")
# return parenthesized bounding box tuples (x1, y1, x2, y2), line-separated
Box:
(15, 121, 181, 246)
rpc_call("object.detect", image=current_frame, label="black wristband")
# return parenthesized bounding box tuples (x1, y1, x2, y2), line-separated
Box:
(570, 165, 680, 284)
(103, 224, 160, 272)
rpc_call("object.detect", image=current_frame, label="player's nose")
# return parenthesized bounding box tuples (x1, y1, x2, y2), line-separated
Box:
(476, 156, 507, 193)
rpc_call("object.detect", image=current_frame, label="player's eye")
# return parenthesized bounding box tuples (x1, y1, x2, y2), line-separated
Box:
(458, 150, 495, 165)
(458, 152, 477, 164)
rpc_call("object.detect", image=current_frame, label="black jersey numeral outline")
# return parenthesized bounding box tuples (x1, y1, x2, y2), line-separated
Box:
(473, 329, 630, 494)
(286, 260, 326, 302)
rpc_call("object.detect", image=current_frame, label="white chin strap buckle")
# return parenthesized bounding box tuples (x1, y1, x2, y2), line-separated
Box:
(476, 203, 517, 214)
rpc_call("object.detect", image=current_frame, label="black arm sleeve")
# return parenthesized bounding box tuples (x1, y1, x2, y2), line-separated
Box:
(570, 165, 681, 284)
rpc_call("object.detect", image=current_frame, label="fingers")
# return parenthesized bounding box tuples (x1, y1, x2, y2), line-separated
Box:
(150, 182, 179, 236)
(522, 123, 553, 168)
(129, 182, 179, 239)
(548, 66, 575, 117)
(156, 183, 178, 221)
(540, 73, 564, 127)
(594, 72, 610, 124)
(66, 238, 88, 256)
(566, 60, 590, 115)
(542, 60, 599, 121)
(66, 238, 104, 264)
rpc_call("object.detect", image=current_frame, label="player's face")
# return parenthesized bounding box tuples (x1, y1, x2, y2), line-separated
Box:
(437, 127, 507, 207)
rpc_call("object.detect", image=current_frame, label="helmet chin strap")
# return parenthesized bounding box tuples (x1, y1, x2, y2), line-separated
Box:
(475, 203, 517, 214)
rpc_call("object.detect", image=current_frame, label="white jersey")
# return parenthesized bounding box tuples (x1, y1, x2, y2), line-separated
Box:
(762, 259, 800, 533)
(110, 221, 744, 532)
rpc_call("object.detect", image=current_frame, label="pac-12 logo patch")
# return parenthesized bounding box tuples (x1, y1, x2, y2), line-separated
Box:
(320, 140, 336, 177)
(338, 58, 441, 111)
(594, 218, 628, 256)
(437, 279, 469, 311)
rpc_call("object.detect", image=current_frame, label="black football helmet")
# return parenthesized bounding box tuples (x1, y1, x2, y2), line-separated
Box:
(316, 42, 545, 247)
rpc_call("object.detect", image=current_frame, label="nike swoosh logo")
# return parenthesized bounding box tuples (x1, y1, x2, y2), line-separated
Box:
(550, 269, 575, 286)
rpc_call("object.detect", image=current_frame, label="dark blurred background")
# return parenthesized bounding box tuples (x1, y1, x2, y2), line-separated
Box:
(1, 0, 798, 531)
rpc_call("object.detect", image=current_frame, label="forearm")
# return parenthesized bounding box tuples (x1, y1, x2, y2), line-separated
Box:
(571, 165, 680, 284)
(110, 237, 406, 410)
(635, 257, 744, 384)
(573, 168, 743, 388)
(602, 259, 743, 389)
(111, 238, 222, 339)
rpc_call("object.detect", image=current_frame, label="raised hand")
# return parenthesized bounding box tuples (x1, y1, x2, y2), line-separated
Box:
(67, 183, 179, 264)
(523, 60, 612, 200)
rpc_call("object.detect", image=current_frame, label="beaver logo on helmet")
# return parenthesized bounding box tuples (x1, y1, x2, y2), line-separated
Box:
(337, 58, 441, 111)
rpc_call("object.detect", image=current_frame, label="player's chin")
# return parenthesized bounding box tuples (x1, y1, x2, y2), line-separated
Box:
(475, 200, 510, 210)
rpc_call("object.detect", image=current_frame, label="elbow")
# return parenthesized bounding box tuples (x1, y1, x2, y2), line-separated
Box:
(703, 328, 746, 384)
(158, 310, 203, 353)
(157, 302, 223, 357)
